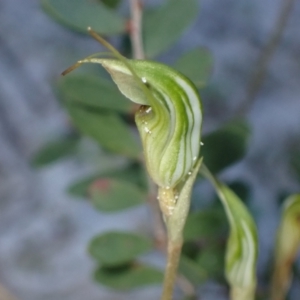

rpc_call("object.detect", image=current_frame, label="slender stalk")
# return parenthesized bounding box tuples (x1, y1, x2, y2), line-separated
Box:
(129, 0, 144, 59)
(237, 0, 296, 116)
(161, 238, 183, 300)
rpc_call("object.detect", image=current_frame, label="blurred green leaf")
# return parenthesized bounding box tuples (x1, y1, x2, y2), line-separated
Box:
(201, 119, 250, 174)
(31, 135, 78, 167)
(174, 48, 213, 88)
(94, 263, 163, 290)
(291, 150, 300, 182)
(100, 0, 121, 9)
(228, 181, 250, 204)
(66, 104, 140, 158)
(196, 244, 224, 278)
(42, 0, 125, 35)
(89, 231, 152, 266)
(144, 0, 198, 57)
(89, 178, 146, 212)
(59, 74, 133, 113)
(68, 163, 147, 197)
(183, 208, 227, 242)
(179, 255, 206, 286)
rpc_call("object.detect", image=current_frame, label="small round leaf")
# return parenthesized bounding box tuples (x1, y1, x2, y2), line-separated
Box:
(66, 104, 141, 159)
(94, 264, 163, 290)
(89, 178, 146, 212)
(59, 75, 133, 113)
(89, 231, 152, 266)
(174, 48, 213, 88)
(42, 0, 125, 35)
(144, 0, 198, 57)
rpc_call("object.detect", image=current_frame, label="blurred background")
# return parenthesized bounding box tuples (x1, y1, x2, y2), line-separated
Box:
(1, 0, 300, 299)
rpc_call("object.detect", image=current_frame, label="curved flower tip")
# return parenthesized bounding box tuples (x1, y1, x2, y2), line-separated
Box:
(80, 58, 203, 189)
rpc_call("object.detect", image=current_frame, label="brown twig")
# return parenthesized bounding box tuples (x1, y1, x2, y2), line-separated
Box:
(128, 0, 166, 252)
(237, 0, 296, 117)
(129, 0, 144, 59)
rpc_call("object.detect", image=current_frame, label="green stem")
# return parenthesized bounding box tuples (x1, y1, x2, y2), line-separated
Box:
(161, 237, 183, 300)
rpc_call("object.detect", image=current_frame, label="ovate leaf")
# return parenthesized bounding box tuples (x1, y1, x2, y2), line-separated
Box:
(66, 104, 140, 159)
(94, 264, 163, 290)
(144, 0, 198, 57)
(31, 135, 78, 167)
(201, 119, 250, 174)
(174, 48, 213, 88)
(89, 231, 152, 266)
(42, 0, 125, 35)
(89, 178, 146, 212)
(100, 0, 121, 9)
(59, 74, 133, 113)
(68, 163, 148, 197)
(183, 208, 227, 241)
(290, 150, 300, 182)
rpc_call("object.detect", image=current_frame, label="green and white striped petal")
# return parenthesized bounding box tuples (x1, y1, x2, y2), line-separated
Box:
(201, 165, 258, 300)
(78, 58, 203, 190)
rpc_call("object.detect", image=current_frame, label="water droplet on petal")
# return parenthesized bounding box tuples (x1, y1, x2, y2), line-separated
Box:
(146, 107, 152, 114)
(200, 141, 204, 146)
(142, 77, 147, 83)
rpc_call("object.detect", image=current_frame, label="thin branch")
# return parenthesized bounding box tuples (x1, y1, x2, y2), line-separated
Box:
(237, 0, 296, 116)
(129, 0, 145, 59)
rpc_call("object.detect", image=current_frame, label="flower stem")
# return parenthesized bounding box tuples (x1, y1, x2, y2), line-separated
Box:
(161, 237, 183, 300)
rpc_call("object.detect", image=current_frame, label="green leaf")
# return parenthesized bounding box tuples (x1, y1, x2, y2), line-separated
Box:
(201, 119, 250, 174)
(66, 103, 141, 158)
(196, 244, 224, 278)
(228, 181, 250, 205)
(89, 231, 152, 266)
(89, 178, 146, 212)
(178, 255, 207, 286)
(94, 263, 163, 290)
(174, 48, 214, 88)
(59, 74, 133, 113)
(183, 208, 227, 241)
(42, 0, 125, 35)
(31, 135, 78, 167)
(100, 0, 121, 9)
(144, 0, 198, 57)
(68, 163, 148, 197)
(290, 150, 300, 182)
